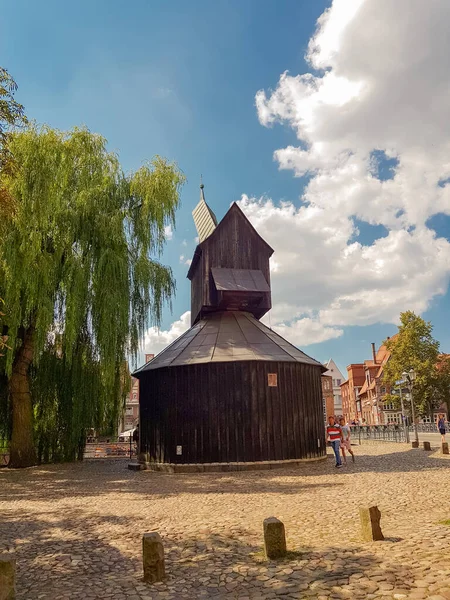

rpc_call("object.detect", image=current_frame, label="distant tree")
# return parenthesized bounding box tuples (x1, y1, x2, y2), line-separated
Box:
(427, 354, 450, 417)
(0, 125, 185, 467)
(0, 66, 27, 235)
(382, 311, 447, 416)
(0, 67, 27, 144)
(0, 67, 25, 363)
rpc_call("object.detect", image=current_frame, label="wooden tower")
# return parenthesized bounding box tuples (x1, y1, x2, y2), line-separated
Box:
(133, 184, 326, 471)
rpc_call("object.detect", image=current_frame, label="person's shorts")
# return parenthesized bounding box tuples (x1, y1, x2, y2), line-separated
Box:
(341, 439, 351, 450)
(439, 428, 446, 435)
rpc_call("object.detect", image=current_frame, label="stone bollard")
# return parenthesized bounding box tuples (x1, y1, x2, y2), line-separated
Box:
(263, 517, 287, 559)
(359, 506, 384, 542)
(423, 441, 431, 451)
(142, 533, 165, 583)
(0, 554, 16, 600)
(442, 442, 449, 455)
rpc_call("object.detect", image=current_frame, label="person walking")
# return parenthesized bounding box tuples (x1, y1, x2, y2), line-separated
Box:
(437, 413, 446, 443)
(339, 417, 355, 464)
(132, 424, 139, 454)
(327, 416, 343, 468)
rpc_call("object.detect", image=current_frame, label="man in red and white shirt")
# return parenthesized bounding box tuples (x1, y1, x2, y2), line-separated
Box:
(326, 416, 343, 468)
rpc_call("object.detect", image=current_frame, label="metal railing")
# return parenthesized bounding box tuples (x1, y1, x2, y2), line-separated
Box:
(407, 422, 448, 433)
(84, 437, 136, 460)
(350, 425, 407, 443)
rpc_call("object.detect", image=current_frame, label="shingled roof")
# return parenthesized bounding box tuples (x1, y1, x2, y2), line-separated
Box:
(133, 311, 325, 375)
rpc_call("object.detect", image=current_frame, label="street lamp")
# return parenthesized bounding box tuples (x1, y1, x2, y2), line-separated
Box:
(403, 369, 418, 446)
(397, 384, 410, 443)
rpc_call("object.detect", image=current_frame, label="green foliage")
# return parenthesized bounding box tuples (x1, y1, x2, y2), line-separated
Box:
(0, 67, 27, 246)
(0, 66, 27, 146)
(0, 298, 9, 356)
(0, 125, 185, 462)
(382, 311, 448, 415)
(380, 393, 400, 409)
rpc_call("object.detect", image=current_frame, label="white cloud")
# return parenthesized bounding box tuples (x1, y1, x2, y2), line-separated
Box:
(142, 1, 450, 352)
(179, 255, 191, 266)
(265, 315, 343, 346)
(164, 225, 173, 240)
(249, 0, 450, 342)
(182, 239, 188, 247)
(143, 312, 191, 355)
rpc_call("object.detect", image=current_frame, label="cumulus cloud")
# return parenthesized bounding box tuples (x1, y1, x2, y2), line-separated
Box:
(143, 312, 191, 355)
(164, 225, 173, 240)
(248, 0, 450, 342)
(179, 255, 192, 266)
(142, 0, 450, 351)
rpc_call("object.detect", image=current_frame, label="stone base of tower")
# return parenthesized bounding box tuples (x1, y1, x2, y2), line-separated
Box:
(138, 455, 326, 473)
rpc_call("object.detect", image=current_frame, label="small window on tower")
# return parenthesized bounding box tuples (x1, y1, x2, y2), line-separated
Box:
(268, 373, 278, 387)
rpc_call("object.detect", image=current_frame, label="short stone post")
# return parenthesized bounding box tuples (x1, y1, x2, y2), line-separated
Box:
(423, 441, 431, 451)
(0, 554, 16, 600)
(359, 506, 384, 541)
(442, 442, 449, 455)
(411, 440, 419, 448)
(263, 517, 287, 559)
(142, 533, 165, 583)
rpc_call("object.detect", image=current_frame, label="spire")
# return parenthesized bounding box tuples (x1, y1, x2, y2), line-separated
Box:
(192, 176, 218, 243)
(200, 174, 206, 202)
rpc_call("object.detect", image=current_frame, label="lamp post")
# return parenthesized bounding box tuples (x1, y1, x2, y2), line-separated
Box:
(403, 368, 418, 446)
(398, 385, 410, 443)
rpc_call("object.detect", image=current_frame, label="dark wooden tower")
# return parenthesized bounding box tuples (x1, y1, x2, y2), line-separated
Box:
(133, 184, 326, 471)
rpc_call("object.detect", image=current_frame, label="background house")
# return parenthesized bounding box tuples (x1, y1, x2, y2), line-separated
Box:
(323, 358, 344, 416)
(321, 374, 334, 423)
(119, 354, 154, 434)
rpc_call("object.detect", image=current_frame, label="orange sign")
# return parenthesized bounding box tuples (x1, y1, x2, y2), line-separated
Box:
(268, 373, 278, 387)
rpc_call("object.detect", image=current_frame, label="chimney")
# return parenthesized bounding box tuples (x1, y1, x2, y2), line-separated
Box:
(371, 342, 377, 364)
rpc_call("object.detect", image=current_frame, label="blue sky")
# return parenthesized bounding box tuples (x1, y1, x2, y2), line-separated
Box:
(3, 0, 450, 376)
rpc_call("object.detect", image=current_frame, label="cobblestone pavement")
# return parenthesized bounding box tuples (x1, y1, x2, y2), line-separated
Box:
(2, 443, 450, 599)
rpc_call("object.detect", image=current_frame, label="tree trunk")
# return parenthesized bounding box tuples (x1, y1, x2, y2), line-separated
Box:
(9, 325, 37, 468)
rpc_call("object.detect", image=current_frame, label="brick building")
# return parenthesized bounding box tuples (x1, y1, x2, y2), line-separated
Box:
(357, 341, 393, 425)
(321, 374, 334, 423)
(341, 339, 448, 425)
(340, 364, 365, 423)
(120, 377, 139, 432)
(119, 354, 154, 433)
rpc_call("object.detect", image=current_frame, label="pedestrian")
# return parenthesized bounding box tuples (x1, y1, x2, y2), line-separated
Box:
(437, 413, 446, 443)
(326, 416, 343, 468)
(339, 417, 355, 464)
(132, 424, 139, 454)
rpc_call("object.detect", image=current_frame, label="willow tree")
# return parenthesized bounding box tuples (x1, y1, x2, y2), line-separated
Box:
(0, 126, 185, 467)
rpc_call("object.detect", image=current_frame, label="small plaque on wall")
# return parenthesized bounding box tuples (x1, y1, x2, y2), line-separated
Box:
(268, 373, 278, 387)
(176, 445, 182, 455)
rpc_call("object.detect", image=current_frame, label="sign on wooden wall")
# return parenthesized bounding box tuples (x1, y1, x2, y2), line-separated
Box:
(268, 373, 278, 387)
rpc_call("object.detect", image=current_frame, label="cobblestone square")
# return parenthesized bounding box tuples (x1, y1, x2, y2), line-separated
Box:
(2, 443, 450, 599)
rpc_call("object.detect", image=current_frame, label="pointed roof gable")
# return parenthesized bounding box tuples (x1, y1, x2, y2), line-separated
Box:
(324, 358, 345, 380)
(187, 202, 274, 280)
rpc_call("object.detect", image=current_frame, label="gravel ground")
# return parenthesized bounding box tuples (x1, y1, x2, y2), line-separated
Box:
(2, 443, 450, 599)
